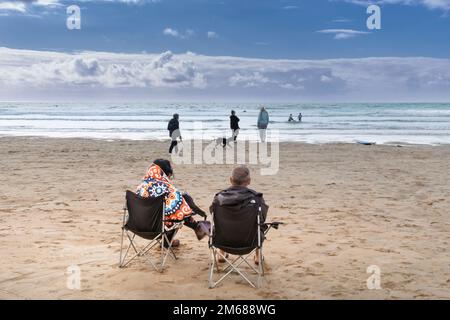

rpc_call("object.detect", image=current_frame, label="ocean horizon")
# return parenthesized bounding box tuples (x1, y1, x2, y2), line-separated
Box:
(1, 102, 450, 145)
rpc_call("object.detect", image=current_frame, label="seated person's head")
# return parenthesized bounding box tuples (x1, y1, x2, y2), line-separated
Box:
(153, 159, 173, 178)
(230, 165, 251, 187)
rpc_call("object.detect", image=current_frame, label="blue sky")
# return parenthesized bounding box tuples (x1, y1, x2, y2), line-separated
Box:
(1, 0, 450, 101)
(1, 0, 450, 59)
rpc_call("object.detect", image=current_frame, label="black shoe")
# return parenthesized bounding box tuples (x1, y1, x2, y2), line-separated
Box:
(195, 221, 211, 240)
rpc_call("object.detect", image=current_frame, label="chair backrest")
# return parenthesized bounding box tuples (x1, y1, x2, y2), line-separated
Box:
(125, 190, 165, 237)
(211, 199, 261, 255)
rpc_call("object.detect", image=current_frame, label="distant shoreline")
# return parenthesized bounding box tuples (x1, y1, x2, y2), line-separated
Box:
(1, 135, 448, 147)
(2, 102, 450, 145)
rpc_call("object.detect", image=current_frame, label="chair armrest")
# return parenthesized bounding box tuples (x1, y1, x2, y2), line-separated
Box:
(260, 221, 284, 230)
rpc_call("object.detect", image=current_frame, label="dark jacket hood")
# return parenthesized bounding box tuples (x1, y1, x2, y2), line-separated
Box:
(216, 186, 262, 209)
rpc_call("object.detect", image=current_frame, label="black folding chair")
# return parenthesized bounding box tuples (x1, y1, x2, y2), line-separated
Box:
(208, 199, 282, 288)
(119, 190, 183, 272)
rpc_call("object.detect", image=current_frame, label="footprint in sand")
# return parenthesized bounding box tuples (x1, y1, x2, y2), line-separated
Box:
(326, 252, 338, 256)
(316, 243, 326, 247)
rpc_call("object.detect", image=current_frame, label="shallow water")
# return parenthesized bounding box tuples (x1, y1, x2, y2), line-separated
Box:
(1, 102, 449, 144)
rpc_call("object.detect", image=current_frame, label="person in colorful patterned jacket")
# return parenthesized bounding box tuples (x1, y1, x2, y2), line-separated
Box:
(136, 159, 210, 246)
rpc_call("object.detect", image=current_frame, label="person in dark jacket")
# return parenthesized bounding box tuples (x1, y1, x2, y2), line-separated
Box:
(210, 165, 268, 264)
(229, 110, 240, 143)
(167, 113, 182, 154)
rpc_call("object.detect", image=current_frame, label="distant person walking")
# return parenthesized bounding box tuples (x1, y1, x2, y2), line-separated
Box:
(230, 110, 240, 143)
(298, 113, 302, 122)
(257, 107, 269, 142)
(288, 114, 294, 122)
(167, 113, 182, 154)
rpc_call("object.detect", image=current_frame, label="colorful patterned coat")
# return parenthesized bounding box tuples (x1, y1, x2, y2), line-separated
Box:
(136, 164, 193, 229)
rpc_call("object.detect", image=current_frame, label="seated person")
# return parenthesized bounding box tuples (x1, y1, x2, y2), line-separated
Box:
(210, 165, 268, 264)
(136, 159, 210, 246)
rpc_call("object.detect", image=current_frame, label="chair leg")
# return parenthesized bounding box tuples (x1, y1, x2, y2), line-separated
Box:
(120, 229, 181, 272)
(208, 249, 216, 289)
(119, 227, 125, 267)
(159, 233, 173, 272)
(159, 231, 177, 272)
(215, 252, 257, 288)
(257, 248, 264, 288)
(208, 247, 266, 289)
(166, 229, 179, 260)
(128, 234, 138, 254)
(119, 234, 140, 268)
(147, 234, 163, 271)
(213, 248, 222, 273)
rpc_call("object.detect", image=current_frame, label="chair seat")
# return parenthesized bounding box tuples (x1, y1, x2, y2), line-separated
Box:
(214, 244, 258, 256)
(124, 224, 162, 240)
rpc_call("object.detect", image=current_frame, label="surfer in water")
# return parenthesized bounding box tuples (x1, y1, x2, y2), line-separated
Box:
(288, 114, 294, 122)
(298, 113, 302, 122)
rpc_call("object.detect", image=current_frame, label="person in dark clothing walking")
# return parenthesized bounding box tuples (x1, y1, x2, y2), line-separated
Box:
(167, 113, 182, 154)
(230, 110, 240, 143)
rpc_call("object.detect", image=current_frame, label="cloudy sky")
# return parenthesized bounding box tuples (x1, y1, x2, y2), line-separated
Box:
(1, 0, 450, 101)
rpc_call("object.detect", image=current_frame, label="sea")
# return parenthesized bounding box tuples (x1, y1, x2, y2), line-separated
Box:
(1, 102, 450, 145)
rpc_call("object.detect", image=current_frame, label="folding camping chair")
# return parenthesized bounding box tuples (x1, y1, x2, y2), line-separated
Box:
(208, 200, 282, 289)
(119, 190, 183, 272)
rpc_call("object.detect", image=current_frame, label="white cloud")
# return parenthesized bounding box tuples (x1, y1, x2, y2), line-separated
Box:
(163, 27, 179, 37)
(1, 47, 450, 101)
(0, 48, 206, 91)
(229, 72, 270, 87)
(0, 0, 160, 15)
(317, 29, 370, 39)
(163, 27, 194, 39)
(207, 31, 218, 39)
(340, 0, 450, 11)
(282, 5, 299, 10)
(0, 2, 27, 12)
(34, 0, 61, 6)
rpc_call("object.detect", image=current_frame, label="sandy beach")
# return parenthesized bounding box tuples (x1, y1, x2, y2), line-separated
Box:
(1, 137, 450, 299)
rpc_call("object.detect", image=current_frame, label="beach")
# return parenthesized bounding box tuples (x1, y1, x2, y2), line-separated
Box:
(1, 137, 450, 299)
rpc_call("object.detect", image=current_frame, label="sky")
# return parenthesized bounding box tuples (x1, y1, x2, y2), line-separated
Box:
(0, 0, 450, 101)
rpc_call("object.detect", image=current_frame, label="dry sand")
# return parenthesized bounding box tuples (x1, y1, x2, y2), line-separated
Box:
(1, 137, 450, 299)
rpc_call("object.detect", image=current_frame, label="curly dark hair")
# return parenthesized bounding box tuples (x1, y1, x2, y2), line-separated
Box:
(153, 159, 173, 177)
